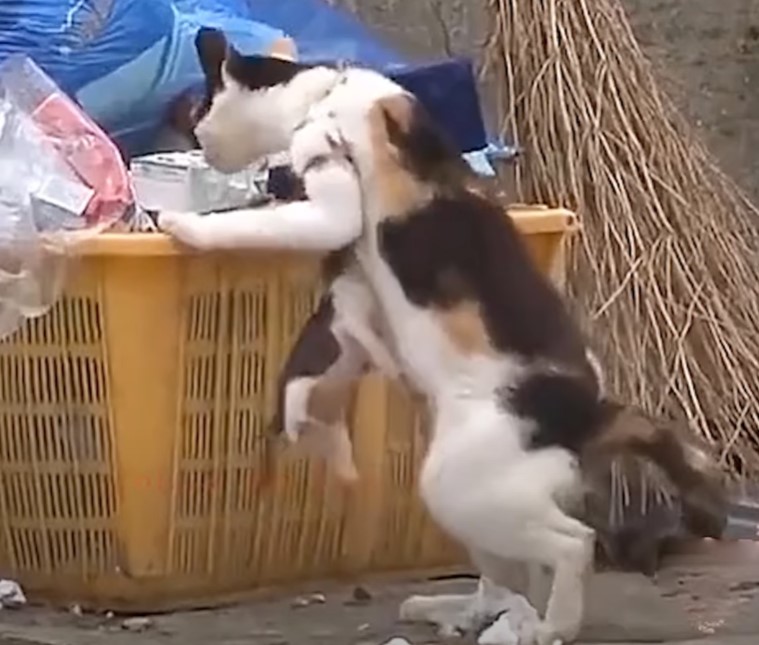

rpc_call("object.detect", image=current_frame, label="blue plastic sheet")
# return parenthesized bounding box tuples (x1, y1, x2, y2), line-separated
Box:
(0, 1, 174, 96)
(244, 0, 404, 68)
(244, 0, 499, 159)
(388, 58, 487, 157)
(0, 0, 503, 163)
(0, 1, 285, 155)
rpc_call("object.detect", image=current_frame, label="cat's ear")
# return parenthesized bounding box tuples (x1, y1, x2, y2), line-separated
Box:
(195, 28, 229, 85)
(378, 98, 409, 140)
(376, 96, 414, 161)
(377, 95, 458, 177)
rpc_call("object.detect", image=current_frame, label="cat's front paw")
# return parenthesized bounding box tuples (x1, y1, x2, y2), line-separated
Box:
(157, 211, 207, 249)
(399, 592, 479, 638)
(290, 116, 346, 176)
(533, 621, 570, 645)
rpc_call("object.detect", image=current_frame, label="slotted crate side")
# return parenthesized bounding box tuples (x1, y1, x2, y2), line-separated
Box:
(367, 385, 462, 572)
(169, 255, 351, 587)
(0, 260, 119, 585)
(258, 260, 348, 584)
(0, 209, 576, 609)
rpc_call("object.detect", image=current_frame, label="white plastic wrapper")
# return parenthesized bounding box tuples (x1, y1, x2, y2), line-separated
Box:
(130, 150, 268, 214)
(0, 579, 26, 609)
(0, 55, 134, 340)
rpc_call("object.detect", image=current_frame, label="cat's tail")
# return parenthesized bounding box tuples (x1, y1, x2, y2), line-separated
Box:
(583, 403, 728, 540)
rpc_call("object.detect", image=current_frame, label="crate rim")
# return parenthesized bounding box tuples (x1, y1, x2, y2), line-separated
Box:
(73, 206, 578, 257)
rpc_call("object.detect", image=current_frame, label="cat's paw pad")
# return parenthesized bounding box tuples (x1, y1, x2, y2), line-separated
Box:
(291, 117, 347, 176)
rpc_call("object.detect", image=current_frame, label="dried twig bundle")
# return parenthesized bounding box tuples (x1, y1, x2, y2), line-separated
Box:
(485, 0, 759, 481)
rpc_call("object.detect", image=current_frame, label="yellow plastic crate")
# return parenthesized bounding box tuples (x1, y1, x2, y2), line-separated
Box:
(0, 206, 577, 611)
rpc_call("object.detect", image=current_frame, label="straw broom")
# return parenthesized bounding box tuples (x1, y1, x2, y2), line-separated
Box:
(483, 0, 759, 542)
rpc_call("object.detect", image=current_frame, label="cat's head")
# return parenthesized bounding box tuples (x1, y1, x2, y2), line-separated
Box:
(193, 27, 330, 173)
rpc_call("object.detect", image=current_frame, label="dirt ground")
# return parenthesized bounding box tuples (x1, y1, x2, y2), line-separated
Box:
(2, 544, 759, 645)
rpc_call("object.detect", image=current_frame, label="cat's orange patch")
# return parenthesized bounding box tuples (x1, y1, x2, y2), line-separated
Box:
(305, 378, 356, 426)
(268, 37, 297, 61)
(366, 97, 431, 220)
(435, 301, 493, 355)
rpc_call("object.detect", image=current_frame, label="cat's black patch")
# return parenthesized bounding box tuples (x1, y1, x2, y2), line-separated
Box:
(381, 97, 470, 184)
(267, 165, 307, 201)
(193, 27, 308, 124)
(377, 193, 590, 367)
(195, 27, 227, 90)
(225, 50, 306, 92)
(508, 372, 607, 453)
(378, 194, 608, 453)
(268, 294, 341, 436)
(195, 27, 306, 91)
(279, 294, 341, 379)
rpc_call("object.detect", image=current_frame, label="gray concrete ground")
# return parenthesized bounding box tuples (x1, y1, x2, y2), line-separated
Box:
(0, 543, 758, 645)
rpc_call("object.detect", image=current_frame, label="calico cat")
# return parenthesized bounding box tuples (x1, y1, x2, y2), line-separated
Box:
(158, 28, 727, 645)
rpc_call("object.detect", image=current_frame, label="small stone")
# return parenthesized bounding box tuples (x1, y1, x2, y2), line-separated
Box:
(69, 604, 83, 616)
(357, 623, 371, 632)
(122, 616, 153, 632)
(105, 611, 115, 620)
(437, 624, 463, 638)
(348, 585, 372, 605)
(729, 580, 759, 592)
(291, 596, 311, 609)
(309, 592, 326, 604)
(382, 639, 412, 645)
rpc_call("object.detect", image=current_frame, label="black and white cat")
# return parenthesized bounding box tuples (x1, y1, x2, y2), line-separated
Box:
(265, 249, 399, 484)
(159, 29, 403, 485)
(159, 28, 727, 645)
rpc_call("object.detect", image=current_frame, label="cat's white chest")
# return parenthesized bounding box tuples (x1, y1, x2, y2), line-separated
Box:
(354, 237, 451, 395)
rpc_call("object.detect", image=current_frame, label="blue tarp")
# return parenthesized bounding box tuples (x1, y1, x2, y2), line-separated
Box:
(243, 0, 492, 157)
(0, 0, 500, 163)
(0, 1, 286, 154)
(244, 0, 404, 68)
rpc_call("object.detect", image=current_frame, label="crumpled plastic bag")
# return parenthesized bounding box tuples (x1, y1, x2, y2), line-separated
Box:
(1, 54, 134, 230)
(0, 54, 133, 340)
(0, 579, 26, 609)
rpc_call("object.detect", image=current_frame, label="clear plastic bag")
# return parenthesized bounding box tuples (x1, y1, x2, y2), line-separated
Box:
(0, 55, 134, 231)
(0, 55, 133, 340)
